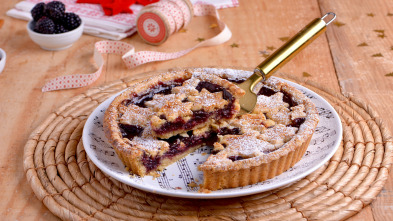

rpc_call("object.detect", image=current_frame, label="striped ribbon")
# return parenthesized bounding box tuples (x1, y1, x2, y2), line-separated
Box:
(42, 1, 231, 92)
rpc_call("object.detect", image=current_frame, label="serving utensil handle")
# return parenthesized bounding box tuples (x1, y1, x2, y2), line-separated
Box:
(250, 12, 336, 89)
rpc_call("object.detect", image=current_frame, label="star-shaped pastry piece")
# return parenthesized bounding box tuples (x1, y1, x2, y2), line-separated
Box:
(119, 104, 153, 126)
(260, 124, 298, 146)
(253, 92, 289, 114)
(229, 114, 267, 133)
(171, 78, 200, 96)
(157, 98, 193, 122)
(266, 108, 291, 125)
(219, 134, 276, 158)
(188, 89, 228, 112)
(131, 137, 169, 157)
(290, 104, 306, 120)
(145, 94, 178, 112)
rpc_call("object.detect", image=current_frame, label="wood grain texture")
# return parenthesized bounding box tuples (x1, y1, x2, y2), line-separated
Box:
(318, 0, 393, 220)
(0, 0, 391, 220)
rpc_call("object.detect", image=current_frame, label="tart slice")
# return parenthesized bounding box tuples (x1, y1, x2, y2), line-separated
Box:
(103, 70, 244, 176)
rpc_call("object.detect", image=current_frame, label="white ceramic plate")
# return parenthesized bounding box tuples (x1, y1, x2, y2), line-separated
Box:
(82, 69, 342, 199)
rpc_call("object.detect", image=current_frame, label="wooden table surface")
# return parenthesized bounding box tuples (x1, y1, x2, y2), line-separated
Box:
(0, 0, 392, 220)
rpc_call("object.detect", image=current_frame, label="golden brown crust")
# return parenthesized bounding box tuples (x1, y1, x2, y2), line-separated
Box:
(201, 136, 312, 190)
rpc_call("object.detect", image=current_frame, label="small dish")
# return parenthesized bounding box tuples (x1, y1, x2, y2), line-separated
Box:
(82, 68, 343, 199)
(27, 20, 84, 51)
(0, 48, 6, 74)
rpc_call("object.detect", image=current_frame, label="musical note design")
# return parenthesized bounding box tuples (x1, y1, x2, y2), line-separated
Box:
(317, 107, 334, 119)
(315, 126, 331, 134)
(93, 115, 104, 129)
(177, 158, 198, 191)
(156, 170, 173, 190)
(300, 89, 316, 99)
(311, 130, 337, 145)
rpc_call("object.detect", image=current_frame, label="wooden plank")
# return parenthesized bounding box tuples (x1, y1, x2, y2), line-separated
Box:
(3, 0, 382, 220)
(347, 206, 375, 221)
(319, 0, 393, 220)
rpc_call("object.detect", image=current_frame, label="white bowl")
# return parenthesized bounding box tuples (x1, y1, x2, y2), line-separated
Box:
(27, 20, 84, 51)
(0, 48, 6, 74)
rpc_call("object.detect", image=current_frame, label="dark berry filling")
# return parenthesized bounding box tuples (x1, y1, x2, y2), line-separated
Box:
(228, 156, 244, 161)
(262, 149, 275, 154)
(196, 81, 222, 93)
(196, 81, 233, 101)
(227, 78, 246, 84)
(163, 132, 218, 158)
(186, 111, 212, 130)
(257, 86, 297, 107)
(152, 111, 213, 136)
(257, 86, 276, 96)
(142, 153, 161, 172)
(222, 89, 233, 101)
(142, 132, 219, 173)
(218, 127, 242, 135)
(122, 80, 185, 107)
(119, 124, 144, 140)
(282, 91, 297, 107)
(290, 118, 306, 128)
(153, 101, 236, 136)
(155, 117, 187, 135)
(132, 82, 178, 107)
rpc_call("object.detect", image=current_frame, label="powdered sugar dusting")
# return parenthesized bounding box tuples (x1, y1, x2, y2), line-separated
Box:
(132, 137, 169, 156)
(120, 104, 153, 126)
(222, 135, 276, 158)
(188, 89, 228, 112)
(260, 124, 298, 146)
(156, 98, 193, 121)
(145, 94, 176, 111)
(255, 93, 289, 112)
(172, 78, 200, 95)
(195, 68, 251, 82)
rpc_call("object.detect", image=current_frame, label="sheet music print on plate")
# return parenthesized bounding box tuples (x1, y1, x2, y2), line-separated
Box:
(82, 68, 342, 199)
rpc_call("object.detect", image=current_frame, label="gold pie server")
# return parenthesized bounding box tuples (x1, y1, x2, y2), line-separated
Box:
(238, 12, 336, 113)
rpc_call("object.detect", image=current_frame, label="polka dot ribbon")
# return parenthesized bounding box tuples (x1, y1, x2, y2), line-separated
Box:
(42, 2, 232, 92)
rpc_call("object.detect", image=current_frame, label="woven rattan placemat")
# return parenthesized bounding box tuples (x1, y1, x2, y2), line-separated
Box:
(24, 69, 393, 221)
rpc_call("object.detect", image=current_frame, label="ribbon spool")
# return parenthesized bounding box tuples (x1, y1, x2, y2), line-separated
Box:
(136, 0, 194, 45)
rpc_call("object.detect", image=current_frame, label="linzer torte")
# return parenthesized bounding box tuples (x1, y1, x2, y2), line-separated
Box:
(103, 69, 319, 190)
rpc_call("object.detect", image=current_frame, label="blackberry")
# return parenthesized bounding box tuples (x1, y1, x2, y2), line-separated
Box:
(61, 12, 82, 31)
(46, 1, 66, 22)
(54, 24, 68, 34)
(34, 17, 55, 34)
(46, 1, 66, 13)
(31, 2, 46, 21)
